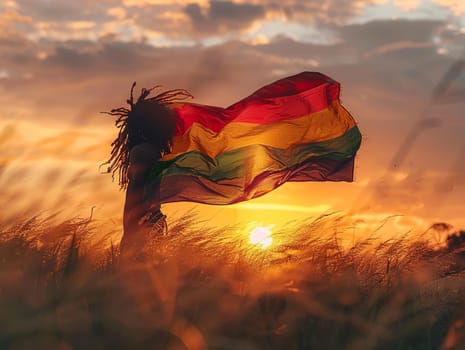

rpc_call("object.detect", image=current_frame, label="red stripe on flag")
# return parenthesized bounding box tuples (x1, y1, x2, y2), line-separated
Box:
(172, 72, 340, 135)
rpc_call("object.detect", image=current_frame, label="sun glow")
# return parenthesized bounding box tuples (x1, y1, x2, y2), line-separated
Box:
(249, 226, 273, 249)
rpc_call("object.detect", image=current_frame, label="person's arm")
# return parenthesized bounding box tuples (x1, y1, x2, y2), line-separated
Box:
(122, 143, 161, 243)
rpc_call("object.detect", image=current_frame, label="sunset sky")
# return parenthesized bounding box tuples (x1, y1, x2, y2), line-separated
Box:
(1, 0, 465, 233)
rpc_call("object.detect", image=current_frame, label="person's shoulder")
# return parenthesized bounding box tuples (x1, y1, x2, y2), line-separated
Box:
(130, 142, 161, 164)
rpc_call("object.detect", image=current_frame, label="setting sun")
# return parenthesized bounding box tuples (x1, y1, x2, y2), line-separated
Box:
(249, 226, 273, 249)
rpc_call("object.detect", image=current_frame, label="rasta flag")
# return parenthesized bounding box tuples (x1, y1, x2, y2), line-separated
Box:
(148, 72, 362, 205)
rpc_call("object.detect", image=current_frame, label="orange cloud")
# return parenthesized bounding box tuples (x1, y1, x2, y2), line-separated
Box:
(433, 0, 465, 15)
(393, 0, 421, 11)
(106, 7, 127, 20)
(0, 9, 32, 39)
(123, 0, 209, 6)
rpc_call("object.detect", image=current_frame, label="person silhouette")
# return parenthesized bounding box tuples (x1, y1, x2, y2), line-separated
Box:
(103, 83, 192, 257)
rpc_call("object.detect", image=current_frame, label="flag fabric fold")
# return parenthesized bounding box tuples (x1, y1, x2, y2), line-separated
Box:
(147, 71, 362, 205)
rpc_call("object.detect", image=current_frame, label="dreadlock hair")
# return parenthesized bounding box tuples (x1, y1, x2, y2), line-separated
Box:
(102, 82, 193, 189)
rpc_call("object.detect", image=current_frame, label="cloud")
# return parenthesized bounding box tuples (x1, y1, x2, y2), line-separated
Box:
(334, 19, 444, 52)
(276, 0, 387, 24)
(394, 0, 422, 11)
(4, 0, 465, 45)
(352, 0, 465, 17)
(183, 1, 265, 34)
(122, 0, 209, 6)
(107, 7, 127, 20)
(0, 9, 32, 40)
(363, 41, 434, 58)
(433, 0, 465, 15)
(15, 0, 120, 22)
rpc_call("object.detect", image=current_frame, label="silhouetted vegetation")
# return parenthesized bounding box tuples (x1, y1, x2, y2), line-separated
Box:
(1, 213, 464, 350)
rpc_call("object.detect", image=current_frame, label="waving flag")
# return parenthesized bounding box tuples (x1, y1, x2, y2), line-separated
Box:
(147, 72, 362, 205)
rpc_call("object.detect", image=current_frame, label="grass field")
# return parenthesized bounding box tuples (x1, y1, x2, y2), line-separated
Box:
(1, 212, 464, 350)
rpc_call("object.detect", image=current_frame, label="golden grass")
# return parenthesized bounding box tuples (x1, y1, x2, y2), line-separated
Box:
(0, 213, 464, 350)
